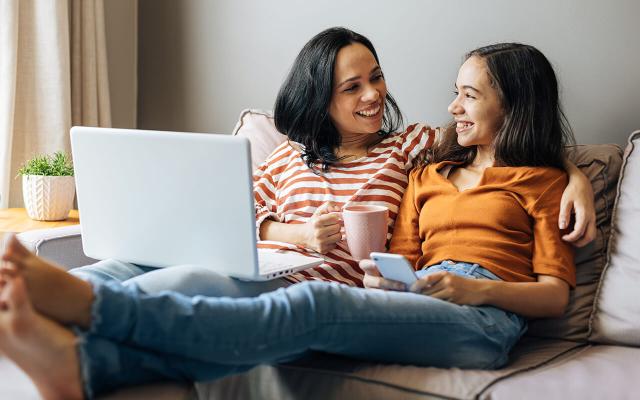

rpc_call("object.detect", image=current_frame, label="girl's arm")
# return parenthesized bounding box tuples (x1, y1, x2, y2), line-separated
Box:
(410, 273, 569, 318)
(560, 158, 596, 247)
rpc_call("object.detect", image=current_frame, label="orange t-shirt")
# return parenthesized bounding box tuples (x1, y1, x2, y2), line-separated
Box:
(389, 161, 576, 287)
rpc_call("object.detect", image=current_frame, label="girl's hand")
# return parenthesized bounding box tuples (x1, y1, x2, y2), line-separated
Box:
(360, 259, 407, 291)
(301, 203, 343, 254)
(559, 170, 596, 247)
(409, 271, 486, 306)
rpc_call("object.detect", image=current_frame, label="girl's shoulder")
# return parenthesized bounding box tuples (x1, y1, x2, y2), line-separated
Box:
(496, 166, 568, 204)
(408, 160, 450, 181)
(506, 166, 567, 184)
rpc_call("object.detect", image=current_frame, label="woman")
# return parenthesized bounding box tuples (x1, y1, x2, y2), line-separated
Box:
(68, 27, 595, 296)
(2, 42, 578, 399)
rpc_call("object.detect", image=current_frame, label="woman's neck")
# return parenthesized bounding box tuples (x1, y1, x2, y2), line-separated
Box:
(335, 132, 380, 159)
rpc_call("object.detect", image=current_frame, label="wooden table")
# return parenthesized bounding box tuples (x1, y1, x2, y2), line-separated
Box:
(0, 208, 80, 243)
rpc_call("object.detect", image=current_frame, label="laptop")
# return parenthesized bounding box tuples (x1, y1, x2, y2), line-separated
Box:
(70, 126, 323, 281)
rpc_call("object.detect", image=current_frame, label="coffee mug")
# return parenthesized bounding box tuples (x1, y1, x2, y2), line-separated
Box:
(342, 205, 389, 261)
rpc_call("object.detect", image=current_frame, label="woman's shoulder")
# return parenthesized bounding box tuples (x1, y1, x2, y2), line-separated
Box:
(391, 122, 436, 140)
(381, 123, 437, 166)
(257, 140, 303, 172)
(265, 140, 301, 160)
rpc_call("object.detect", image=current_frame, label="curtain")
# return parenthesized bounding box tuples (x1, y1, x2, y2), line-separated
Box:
(0, 0, 111, 208)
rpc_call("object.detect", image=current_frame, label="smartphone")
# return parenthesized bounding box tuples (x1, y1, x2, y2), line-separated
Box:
(370, 252, 418, 286)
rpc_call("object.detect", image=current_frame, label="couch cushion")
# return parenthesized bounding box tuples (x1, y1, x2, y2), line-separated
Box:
(232, 109, 287, 171)
(195, 338, 583, 400)
(481, 345, 640, 400)
(526, 144, 623, 341)
(590, 131, 640, 345)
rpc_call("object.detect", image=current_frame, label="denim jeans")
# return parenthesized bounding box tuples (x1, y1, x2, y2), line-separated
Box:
(76, 261, 527, 398)
(70, 260, 290, 297)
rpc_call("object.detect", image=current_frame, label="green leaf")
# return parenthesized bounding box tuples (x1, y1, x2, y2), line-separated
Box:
(17, 152, 74, 177)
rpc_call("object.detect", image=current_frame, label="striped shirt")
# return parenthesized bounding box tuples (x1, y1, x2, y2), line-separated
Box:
(253, 123, 435, 287)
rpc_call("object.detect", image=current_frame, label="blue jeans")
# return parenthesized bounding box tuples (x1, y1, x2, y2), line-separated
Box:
(75, 261, 527, 398)
(70, 260, 290, 297)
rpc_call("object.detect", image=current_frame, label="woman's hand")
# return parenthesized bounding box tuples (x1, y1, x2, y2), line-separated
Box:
(409, 271, 486, 306)
(560, 163, 596, 247)
(359, 259, 407, 291)
(300, 203, 343, 254)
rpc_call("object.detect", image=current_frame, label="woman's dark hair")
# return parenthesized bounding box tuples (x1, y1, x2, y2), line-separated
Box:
(274, 27, 403, 172)
(428, 43, 575, 168)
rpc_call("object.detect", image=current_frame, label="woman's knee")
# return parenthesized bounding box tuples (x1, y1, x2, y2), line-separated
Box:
(127, 265, 224, 295)
(129, 265, 289, 297)
(69, 259, 148, 283)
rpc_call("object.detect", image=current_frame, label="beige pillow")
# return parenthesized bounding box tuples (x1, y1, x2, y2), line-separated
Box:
(232, 109, 287, 171)
(589, 131, 640, 345)
(526, 143, 623, 341)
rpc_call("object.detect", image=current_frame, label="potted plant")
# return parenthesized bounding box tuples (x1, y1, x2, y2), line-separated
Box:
(17, 152, 75, 221)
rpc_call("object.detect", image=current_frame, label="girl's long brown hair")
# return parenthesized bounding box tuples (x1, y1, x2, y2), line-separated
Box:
(421, 43, 574, 168)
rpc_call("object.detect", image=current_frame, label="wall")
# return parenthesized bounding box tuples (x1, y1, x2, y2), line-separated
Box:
(138, 0, 640, 146)
(104, 0, 137, 128)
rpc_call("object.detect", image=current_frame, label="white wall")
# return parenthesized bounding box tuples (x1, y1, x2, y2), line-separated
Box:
(138, 0, 640, 146)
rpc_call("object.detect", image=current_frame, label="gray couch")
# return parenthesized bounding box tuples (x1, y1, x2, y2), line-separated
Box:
(2, 120, 639, 399)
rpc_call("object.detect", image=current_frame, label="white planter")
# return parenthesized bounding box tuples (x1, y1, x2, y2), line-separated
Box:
(22, 175, 76, 221)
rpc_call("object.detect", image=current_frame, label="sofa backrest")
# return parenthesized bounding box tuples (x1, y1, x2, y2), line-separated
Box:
(232, 109, 286, 171)
(526, 143, 623, 341)
(589, 131, 640, 345)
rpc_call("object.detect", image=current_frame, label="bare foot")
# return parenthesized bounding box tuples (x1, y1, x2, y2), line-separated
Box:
(1, 235, 93, 328)
(0, 273, 84, 399)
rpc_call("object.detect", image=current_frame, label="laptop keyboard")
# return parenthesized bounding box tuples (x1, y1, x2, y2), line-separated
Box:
(258, 252, 298, 274)
(257, 250, 322, 275)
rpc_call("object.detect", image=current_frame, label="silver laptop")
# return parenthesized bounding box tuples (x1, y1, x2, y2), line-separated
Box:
(70, 126, 323, 281)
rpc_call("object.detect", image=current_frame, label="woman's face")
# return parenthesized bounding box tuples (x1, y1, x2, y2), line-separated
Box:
(447, 56, 504, 148)
(329, 43, 387, 139)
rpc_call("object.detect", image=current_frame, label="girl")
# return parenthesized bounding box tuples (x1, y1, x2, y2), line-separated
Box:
(1, 42, 576, 399)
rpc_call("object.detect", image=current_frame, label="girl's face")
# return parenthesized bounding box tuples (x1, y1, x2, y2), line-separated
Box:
(448, 56, 504, 148)
(329, 43, 387, 139)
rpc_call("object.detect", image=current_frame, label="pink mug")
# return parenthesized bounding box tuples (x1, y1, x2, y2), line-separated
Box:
(342, 205, 389, 261)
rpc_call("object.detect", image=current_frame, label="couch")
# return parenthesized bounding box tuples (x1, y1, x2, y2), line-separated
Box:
(1, 110, 638, 400)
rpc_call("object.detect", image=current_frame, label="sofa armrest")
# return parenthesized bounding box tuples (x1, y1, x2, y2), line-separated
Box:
(16, 226, 98, 271)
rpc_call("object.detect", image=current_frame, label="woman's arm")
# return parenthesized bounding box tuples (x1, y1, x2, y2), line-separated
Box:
(410, 273, 569, 318)
(560, 158, 596, 247)
(259, 203, 342, 254)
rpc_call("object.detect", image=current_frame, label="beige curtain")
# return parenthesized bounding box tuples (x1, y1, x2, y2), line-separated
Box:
(0, 0, 111, 208)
